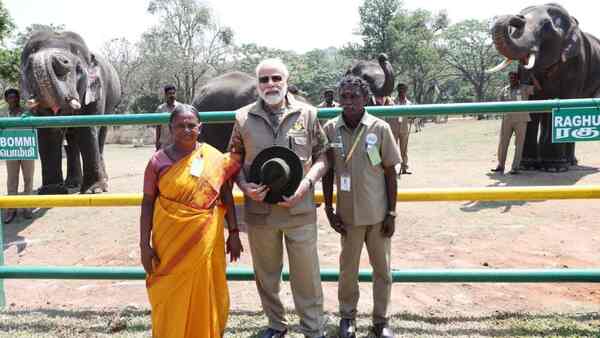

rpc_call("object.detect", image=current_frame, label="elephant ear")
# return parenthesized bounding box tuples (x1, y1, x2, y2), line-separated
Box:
(84, 54, 103, 105)
(561, 16, 581, 62)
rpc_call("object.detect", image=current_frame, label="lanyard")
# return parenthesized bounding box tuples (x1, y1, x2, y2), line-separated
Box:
(337, 125, 365, 165)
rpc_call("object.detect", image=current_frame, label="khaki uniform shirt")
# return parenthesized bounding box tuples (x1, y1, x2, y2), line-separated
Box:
(396, 98, 412, 134)
(155, 101, 182, 146)
(323, 113, 401, 226)
(228, 94, 328, 227)
(498, 85, 534, 122)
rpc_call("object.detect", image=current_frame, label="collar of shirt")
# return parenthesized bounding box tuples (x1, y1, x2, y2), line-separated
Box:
(334, 111, 377, 131)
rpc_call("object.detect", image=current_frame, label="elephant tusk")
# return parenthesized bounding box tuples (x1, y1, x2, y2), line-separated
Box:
(486, 58, 513, 73)
(69, 99, 82, 110)
(524, 53, 536, 70)
(26, 98, 39, 109)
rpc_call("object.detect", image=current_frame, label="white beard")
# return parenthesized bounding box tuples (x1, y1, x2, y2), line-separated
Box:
(259, 85, 287, 106)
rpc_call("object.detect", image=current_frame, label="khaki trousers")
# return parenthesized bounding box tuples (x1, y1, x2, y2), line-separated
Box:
(338, 222, 392, 325)
(497, 120, 527, 170)
(6, 160, 35, 195)
(398, 132, 409, 169)
(247, 223, 325, 337)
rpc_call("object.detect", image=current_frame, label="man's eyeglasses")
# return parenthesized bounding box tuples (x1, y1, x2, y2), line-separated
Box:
(172, 123, 199, 130)
(258, 75, 283, 84)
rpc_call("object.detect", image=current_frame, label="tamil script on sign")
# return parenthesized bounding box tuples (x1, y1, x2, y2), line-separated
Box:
(552, 107, 600, 143)
(0, 129, 39, 160)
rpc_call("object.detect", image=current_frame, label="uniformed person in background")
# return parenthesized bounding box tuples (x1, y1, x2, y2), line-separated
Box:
(395, 83, 413, 175)
(322, 74, 401, 338)
(491, 71, 534, 175)
(317, 88, 340, 108)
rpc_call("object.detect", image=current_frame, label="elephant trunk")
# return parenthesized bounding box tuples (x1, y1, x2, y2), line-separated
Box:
(28, 51, 61, 113)
(28, 49, 80, 114)
(377, 53, 395, 97)
(492, 15, 535, 61)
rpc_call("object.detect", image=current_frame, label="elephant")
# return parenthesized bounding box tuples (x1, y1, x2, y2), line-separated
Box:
(346, 53, 395, 100)
(193, 71, 257, 153)
(193, 71, 311, 153)
(490, 4, 600, 171)
(20, 31, 122, 194)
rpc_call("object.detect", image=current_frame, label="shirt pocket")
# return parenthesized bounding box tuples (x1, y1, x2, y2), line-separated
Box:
(290, 133, 310, 161)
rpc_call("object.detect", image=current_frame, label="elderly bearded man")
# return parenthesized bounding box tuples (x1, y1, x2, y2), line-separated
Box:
(228, 58, 329, 338)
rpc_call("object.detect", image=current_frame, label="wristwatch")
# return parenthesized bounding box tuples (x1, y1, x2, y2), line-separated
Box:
(386, 210, 397, 217)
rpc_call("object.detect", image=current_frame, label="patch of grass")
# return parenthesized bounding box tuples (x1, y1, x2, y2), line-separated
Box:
(0, 308, 598, 337)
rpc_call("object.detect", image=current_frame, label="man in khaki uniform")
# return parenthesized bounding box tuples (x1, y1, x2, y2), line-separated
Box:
(492, 72, 534, 175)
(395, 83, 412, 175)
(154, 84, 181, 150)
(228, 58, 328, 338)
(317, 89, 340, 108)
(2, 88, 35, 223)
(323, 75, 401, 338)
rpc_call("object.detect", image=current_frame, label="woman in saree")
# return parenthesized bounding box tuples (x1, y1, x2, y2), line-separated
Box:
(140, 104, 243, 338)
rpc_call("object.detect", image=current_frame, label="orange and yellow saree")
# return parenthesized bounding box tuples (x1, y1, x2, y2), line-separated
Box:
(146, 143, 239, 338)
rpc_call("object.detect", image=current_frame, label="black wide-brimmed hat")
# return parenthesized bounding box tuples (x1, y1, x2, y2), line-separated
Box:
(249, 146, 303, 204)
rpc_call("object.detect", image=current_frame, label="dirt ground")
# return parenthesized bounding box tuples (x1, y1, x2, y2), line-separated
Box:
(1, 118, 599, 318)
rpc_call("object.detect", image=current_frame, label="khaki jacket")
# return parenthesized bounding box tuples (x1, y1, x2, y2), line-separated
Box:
(228, 94, 328, 227)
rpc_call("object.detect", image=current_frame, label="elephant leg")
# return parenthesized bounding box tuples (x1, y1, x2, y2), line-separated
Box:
(98, 126, 109, 192)
(565, 142, 577, 165)
(64, 128, 83, 188)
(76, 126, 104, 194)
(539, 114, 569, 171)
(521, 113, 542, 170)
(37, 128, 68, 195)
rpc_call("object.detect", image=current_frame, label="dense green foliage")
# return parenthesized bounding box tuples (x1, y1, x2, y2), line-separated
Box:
(0, 0, 511, 111)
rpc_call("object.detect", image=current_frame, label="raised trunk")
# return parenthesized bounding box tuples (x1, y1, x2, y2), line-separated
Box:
(30, 52, 61, 112)
(377, 53, 395, 97)
(492, 15, 534, 60)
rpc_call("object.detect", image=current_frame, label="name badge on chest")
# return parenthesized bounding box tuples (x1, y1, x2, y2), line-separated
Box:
(340, 174, 351, 192)
(190, 156, 204, 177)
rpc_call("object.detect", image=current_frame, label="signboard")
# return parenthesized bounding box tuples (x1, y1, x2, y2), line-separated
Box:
(0, 129, 39, 160)
(552, 107, 600, 143)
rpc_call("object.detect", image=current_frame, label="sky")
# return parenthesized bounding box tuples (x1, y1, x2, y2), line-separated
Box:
(4, 0, 600, 53)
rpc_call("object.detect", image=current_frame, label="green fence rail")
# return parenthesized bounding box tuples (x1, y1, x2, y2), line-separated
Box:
(1, 266, 599, 283)
(2, 97, 600, 308)
(0, 98, 599, 128)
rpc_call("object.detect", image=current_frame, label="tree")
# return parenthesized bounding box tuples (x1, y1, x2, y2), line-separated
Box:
(440, 19, 504, 102)
(0, 2, 16, 90)
(389, 8, 450, 103)
(140, 0, 235, 103)
(101, 38, 144, 113)
(357, 0, 400, 60)
(0, 1, 14, 43)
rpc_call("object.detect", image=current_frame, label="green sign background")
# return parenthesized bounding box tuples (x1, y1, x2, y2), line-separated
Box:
(0, 129, 39, 160)
(552, 107, 600, 143)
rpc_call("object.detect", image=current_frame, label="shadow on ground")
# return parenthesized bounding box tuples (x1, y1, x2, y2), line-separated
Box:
(460, 165, 599, 213)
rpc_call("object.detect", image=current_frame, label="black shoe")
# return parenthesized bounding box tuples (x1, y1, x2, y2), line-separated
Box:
(508, 170, 520, 175)
(490, 166, 504, 173)
(372, 323, 394, 338)
(400, 168, 412, 175)
(339, 318, 356, 338)
(260, 327, 287, 338)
